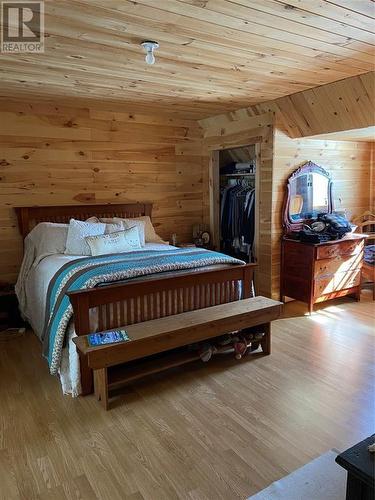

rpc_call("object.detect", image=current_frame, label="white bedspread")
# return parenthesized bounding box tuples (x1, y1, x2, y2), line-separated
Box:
(16, 243, 177, 396)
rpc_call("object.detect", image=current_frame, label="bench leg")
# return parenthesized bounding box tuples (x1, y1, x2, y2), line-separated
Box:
(94, 368, 109, 410)
(260, 323, 271, 355)
(79, 354, 94, 396)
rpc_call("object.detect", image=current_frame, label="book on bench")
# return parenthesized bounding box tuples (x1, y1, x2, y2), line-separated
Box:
(88, 329, 130, 347)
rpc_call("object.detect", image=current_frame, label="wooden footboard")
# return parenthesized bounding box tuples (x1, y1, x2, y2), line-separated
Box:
(68, 263, 256, 395)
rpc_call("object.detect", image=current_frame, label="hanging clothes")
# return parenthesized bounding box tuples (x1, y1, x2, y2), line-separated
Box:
(220, 178, 256, 262)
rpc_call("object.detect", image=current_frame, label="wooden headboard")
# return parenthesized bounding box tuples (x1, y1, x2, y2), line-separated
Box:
(15, 203, 153, 239)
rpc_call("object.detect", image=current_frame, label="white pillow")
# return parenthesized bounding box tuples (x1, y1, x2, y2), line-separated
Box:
(65, 219, 106, 255)
(16, 222, 69, 310)
(30, 222, 68, 256)
(87, 217, 117, 224)
(112, 218, 146, 246)
(105, 222, 125, 234)
(85, 216, 100, 223)
(85, 217, 125, 235)
(98, 217, 116, 224)
(85, 226, 142, 256)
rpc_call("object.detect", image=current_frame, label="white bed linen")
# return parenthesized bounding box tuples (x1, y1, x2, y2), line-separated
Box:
(17, 243, 177, 396)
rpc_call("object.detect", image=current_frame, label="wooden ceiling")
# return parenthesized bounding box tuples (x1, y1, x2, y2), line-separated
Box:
(0, 0, 374, 118)
(309, 126, 375, 141)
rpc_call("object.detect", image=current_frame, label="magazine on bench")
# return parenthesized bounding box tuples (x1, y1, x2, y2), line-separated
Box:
(88, 329, 130, 347)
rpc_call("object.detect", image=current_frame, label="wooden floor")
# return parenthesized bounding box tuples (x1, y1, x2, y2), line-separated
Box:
(0, 293, 374, 500)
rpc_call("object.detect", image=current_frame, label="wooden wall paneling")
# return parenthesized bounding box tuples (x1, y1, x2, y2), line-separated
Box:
(371, 141, 374, 212)
(199, 73, 375, 138)
(252, 143, 261, 264)
(203, 113, 274, 139)
(310, 127, 375, 142)
(257, 124, 274, 298)
(209, 150, 220, 250)
(201, 155, 210, 230)
(0, 101, 207, 283)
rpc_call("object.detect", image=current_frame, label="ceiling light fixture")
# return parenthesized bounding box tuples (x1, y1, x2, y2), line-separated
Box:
(141, 40, 159, 65)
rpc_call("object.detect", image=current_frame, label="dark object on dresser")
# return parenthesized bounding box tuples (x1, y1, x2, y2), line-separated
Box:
(335, 435, 375, 500)
(298, 213, 352, 243)
(0, 283, 24, 329)
(298, 229, 332, 244)
(281, 234, 367, 313)
(318, 213, 352, 239)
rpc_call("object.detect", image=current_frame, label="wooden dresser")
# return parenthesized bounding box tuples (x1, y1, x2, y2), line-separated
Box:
(281, 234, 367, 313)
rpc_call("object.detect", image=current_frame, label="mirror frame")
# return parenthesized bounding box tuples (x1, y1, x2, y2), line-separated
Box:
(283, 161, 333, 233)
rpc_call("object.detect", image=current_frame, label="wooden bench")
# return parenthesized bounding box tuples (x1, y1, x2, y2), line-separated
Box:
(73, 296, 282, 409)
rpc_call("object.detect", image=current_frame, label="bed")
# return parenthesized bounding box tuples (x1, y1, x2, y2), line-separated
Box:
(15, 203, 255, 396)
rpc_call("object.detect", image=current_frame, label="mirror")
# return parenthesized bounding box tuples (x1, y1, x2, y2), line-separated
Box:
(283, 162, 333, 232)
(289, 172, 330, 221)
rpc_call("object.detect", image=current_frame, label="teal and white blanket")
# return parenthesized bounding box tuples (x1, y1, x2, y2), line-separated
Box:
(43, 248, 244, 375)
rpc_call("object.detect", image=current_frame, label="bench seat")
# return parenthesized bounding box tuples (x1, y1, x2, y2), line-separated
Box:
(74, 296, 282, 409)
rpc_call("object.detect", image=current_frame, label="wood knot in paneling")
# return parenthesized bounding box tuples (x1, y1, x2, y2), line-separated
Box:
(73, 193, 96, 203)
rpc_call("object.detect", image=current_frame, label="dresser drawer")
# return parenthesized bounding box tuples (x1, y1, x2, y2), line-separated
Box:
(282, 240, 314, 278)
(283, 258, 313, 278)
(316, 240, 364, 260)
(314, 253, 363, 278)
(314, 269, 361, 297)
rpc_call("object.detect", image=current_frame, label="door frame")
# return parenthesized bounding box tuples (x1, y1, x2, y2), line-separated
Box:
(209, 142, 261, 262)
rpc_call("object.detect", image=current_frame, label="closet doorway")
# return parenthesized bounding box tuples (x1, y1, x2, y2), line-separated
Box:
(210, 143, 260, 266)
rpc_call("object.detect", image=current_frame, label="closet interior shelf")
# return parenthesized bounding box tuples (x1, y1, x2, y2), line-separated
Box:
(220, 173, 255, 177)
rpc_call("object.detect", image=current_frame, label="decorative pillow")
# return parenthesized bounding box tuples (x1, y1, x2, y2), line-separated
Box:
(84, 216, 158, 244)
(85, 216, 100, 223)
(98, 217, 117, 224)
(112, 218, 146, 246)
(85, 217, 125, 235)
(85, 226, 142, 256)
(65, 219, 106, 255)
(105, 222, 125, 234)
